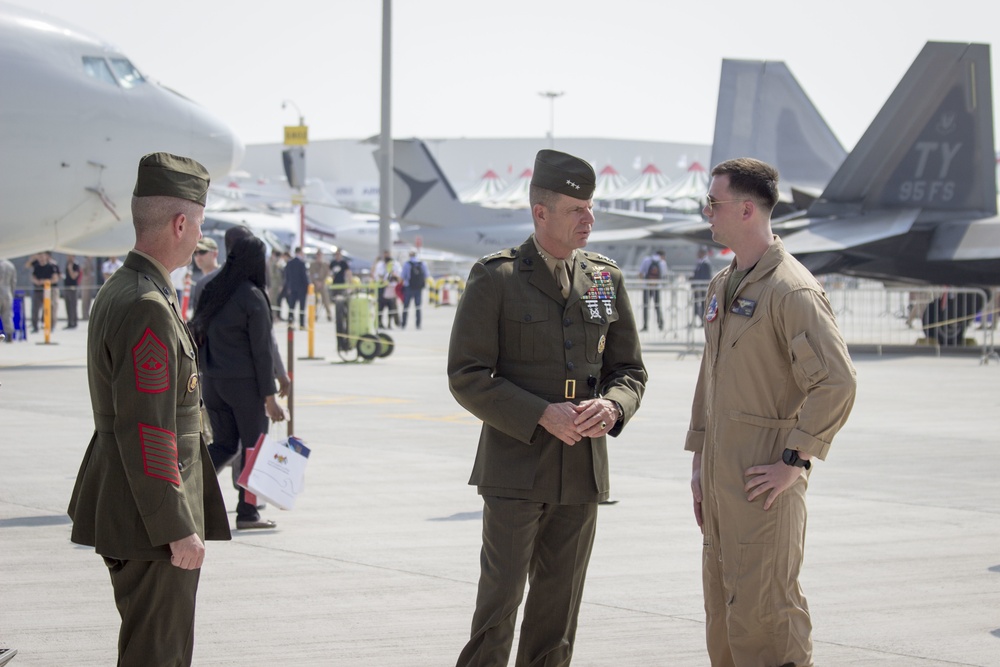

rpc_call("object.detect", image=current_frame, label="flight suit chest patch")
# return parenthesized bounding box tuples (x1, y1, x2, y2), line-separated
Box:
(706, 294, 719, 322)
(730, 297, 757, 317)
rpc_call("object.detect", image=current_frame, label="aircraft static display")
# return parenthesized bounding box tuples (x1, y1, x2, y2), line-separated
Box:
(380, 53, 855, 272)
(378, 139, 709, 270)
(207, 177, 405, 262)
(0, 2, 244, 258)
(650, 56, 851, 245)
(659, 42, 998, 344)
(776, 42, 998, 290)
(710, 59, 847, 207)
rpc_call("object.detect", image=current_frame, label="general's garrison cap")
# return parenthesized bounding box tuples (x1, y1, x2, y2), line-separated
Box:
(530, 149, 595, 200)
(133, 152, 210, 206)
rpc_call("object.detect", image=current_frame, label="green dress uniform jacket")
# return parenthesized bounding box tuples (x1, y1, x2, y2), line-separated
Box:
(448, 236, 646, 504)
(685, 237, 856, 667)
(69, 251, 231, 560)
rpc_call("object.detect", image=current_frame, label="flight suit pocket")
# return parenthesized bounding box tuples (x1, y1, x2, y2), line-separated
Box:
(728, 543, 774, 637)
(790, 331, 828, 387)
(503, 308, 550, 361)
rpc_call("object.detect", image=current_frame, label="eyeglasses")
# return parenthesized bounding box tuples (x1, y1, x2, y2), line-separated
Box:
(703, 197, 747, 214)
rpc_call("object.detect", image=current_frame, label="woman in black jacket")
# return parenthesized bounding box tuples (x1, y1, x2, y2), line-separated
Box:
(191, 236, 286, 530)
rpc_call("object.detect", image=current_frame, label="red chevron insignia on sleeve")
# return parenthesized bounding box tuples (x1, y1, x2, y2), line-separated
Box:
(138, 423, 180, 485)
(132, 328, 169, 394)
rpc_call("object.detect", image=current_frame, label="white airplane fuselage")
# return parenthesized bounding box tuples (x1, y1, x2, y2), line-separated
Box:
(0, 3, 244, 257)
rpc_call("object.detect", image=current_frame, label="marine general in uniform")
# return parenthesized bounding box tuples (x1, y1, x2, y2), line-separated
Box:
(687, 158, 856, 667)
(68, 153, 231, 666)
(449, 150, 647, 667)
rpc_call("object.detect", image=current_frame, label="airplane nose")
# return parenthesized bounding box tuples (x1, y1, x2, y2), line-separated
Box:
(188, 105, 245, 178)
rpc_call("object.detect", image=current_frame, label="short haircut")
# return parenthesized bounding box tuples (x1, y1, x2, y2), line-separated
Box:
(528, 184, 559, 211)
(131, 195, 202, 238)
(711, 158, 779, 213)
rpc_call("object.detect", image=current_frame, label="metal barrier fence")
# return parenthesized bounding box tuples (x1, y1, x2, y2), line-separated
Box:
(629, 277, 998, 363)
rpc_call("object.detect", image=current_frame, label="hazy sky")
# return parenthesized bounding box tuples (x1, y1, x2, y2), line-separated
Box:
(13, 0, 1000, 152)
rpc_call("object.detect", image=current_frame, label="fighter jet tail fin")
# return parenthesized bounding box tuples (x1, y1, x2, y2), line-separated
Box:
(711, 59, 846, 195)
(812, 42, 996, 217)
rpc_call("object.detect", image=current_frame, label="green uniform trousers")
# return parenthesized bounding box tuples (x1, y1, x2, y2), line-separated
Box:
(457, 497, 598, 667)
(104, 557, 201, 667)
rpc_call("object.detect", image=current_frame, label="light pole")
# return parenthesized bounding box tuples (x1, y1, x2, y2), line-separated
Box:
(378, 0, 393, 259)
(282, 99, 304, 127)
(538, 91, 564, 148)
(281, 100, 308, 249)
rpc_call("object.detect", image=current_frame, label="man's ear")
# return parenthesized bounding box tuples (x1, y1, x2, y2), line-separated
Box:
(742, 200, 755, 220)
(172, 212, 188, 238)
(532, 202, 547, 224)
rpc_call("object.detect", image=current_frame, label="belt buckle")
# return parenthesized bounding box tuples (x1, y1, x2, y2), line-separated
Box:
(564, 379, 576, 400)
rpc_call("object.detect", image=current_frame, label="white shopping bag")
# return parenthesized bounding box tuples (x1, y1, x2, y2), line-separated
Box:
(240, 433, 311, 510)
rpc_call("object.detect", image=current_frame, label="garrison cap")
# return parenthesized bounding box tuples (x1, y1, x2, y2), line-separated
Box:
(531, 149, 595, 200)
(196, 237, 218, 252)
(133, 152, 210, 206)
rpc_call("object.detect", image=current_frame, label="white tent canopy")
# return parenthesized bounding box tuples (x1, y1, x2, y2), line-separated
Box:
(609, 163, 670, 201)
(594, 164, 628, 201)
(486, 168, 532, 208)
(459, 169, 508, 203)
(646, 162, 709, 212)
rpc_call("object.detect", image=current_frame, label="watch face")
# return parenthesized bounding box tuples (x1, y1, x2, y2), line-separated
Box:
(782, 448, 803, 467)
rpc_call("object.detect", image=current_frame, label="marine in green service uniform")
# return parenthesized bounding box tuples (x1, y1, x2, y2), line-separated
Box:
(449, 149, 647, 667)
(68, 152, 231, 667)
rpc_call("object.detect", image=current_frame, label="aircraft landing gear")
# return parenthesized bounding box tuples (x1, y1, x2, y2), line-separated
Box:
(922, 292, 985, 346)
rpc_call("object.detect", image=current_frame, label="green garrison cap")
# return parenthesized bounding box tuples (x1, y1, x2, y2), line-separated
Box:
(133, 152, 210, 206)
(530, 149, 596, 200)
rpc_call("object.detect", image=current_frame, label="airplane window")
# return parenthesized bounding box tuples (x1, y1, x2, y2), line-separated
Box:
(109, 58, 145, 88)
(82, 56, 117, 86)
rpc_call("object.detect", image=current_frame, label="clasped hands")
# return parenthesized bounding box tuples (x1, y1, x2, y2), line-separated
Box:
(539, 398, 618, 445)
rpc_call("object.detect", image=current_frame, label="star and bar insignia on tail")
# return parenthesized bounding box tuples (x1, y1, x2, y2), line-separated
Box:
(133, 328, 169, 394)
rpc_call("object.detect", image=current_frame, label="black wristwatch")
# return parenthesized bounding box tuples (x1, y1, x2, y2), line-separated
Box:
(781, 448, 811, 470)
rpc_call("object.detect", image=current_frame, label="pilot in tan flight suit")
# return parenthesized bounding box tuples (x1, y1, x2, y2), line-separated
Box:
(687, 158, 856, 667)
(68, 152, 231, 667)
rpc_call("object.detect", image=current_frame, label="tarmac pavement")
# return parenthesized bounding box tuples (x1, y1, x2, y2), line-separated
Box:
(1, 303, 998, 666)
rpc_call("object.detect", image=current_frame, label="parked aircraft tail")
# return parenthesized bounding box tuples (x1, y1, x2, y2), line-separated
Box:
(711, 59, 846, 198)
(380, 139, 526, 228)
(811, 42, 996, 217)
(783, 42, 999, 288)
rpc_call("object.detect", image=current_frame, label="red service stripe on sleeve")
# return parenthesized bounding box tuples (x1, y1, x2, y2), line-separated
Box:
(138, 423, 181, 486)
(132, 328, 170, 394)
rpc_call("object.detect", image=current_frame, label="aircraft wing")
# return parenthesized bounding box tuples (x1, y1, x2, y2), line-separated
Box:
(928, 216, 1000, 261)
(781, 209, 919, 253)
